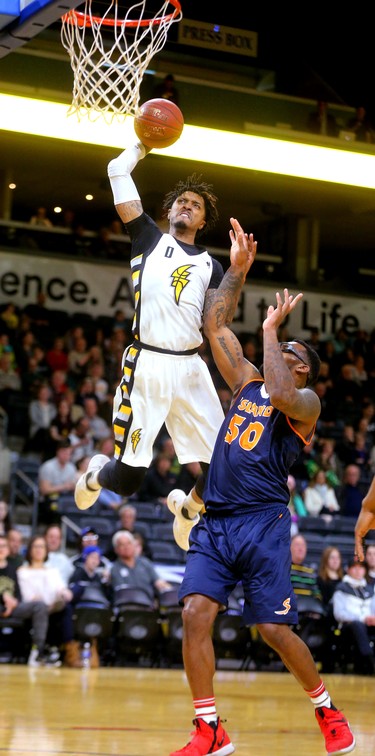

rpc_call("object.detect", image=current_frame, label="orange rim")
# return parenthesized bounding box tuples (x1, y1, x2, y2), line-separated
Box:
(62, 0, 181, 28)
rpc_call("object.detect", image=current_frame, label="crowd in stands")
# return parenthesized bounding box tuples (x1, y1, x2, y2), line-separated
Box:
(1, 298, 375, 671)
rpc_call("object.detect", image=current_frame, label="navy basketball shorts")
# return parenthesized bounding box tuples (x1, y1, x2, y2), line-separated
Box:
(179, 505, 298, 626)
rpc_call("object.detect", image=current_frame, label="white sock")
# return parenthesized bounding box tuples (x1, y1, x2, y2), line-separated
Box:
(183, 491, 203, 518)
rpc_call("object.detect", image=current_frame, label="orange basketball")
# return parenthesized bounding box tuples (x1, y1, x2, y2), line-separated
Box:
(134, 98, 184, 149)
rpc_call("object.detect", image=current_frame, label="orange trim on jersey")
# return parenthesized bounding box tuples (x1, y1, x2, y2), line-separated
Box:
(286, 415, 316, 446)
(231, 376, 264, 405)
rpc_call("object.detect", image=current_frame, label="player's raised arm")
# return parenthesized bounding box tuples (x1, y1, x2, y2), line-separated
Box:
(107, 142, 151, 225)
(203, 220, 258, 392)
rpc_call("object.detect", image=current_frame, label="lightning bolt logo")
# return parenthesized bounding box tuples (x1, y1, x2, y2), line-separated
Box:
(131, 429, 142, 453)
(171, 265, 194, 303)
(274, 597, 291, 615)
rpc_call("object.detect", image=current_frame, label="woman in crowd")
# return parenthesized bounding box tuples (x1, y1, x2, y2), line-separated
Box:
(17, 534, 81, 667)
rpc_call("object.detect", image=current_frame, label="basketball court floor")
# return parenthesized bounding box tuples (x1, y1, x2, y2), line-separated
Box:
(0, 665, 373, 755)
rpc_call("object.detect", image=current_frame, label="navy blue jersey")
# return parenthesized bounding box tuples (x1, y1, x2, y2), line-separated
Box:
(204, 378, 312, 514)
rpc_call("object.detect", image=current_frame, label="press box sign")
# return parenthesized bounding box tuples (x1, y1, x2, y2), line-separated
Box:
(178, 19, 258, 58)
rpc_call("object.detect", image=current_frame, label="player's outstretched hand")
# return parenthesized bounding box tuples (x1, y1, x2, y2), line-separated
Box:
(229, 217, 257, 274)
(263, 288, 303, 331)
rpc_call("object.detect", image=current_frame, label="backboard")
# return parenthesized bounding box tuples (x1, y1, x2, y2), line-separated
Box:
(0, 0, 80, 59)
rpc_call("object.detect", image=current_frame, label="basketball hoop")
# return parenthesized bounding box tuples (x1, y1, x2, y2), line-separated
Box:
(61, 1, 182, 123)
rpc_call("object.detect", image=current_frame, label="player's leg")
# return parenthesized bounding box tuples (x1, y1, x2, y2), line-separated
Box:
(167, 355, 223, 549)
(169, 522, 236, 755)
(75, 346, 169, 510)
(257, 622, 355, 755)
(166, 465, 207, 551)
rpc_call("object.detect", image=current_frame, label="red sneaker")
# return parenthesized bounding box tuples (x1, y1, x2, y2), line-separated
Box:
(315, 706, 356, 755)
(169, 717, 235, 755)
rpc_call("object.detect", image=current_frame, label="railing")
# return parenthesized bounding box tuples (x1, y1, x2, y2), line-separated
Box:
(8, 469, 39, 535)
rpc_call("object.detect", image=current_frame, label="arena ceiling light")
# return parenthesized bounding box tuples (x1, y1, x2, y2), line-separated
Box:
(1, 92, 375, 190)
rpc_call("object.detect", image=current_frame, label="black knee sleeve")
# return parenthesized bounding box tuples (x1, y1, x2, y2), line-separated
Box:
(98, 458, 147, 497)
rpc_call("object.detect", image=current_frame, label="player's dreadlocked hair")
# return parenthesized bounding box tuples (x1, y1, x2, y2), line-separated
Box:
(162, 173, 219, 238)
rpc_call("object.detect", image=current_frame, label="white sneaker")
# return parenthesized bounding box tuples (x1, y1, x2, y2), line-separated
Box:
(28, 646, 43, 667)
(167, 489, 200, 551)
(44, 647, 62, 667)
(75, 454, 110, 510)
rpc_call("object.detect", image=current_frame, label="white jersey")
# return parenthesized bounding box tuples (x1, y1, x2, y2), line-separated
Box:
(128, 213, 223, 352)
(113, 213, 225, 467)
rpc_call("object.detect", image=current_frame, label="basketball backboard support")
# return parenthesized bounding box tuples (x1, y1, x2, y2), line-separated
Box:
(0, 0, 80, 59)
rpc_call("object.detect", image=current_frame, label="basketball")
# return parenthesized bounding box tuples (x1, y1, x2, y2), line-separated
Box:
(134, 98, 184, 149)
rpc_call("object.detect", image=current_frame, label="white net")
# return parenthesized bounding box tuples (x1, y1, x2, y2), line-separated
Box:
(61, 0, 182, 123)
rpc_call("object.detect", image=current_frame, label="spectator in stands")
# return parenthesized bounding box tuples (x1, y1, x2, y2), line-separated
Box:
(318, 546, 344, 609)
(0, 352, 21, 413)
(70, 223, 92, 257)
(75, 376, 96, 407)
(18, 534, 78, 667)
(0, 303, 19, 334)
(87, 361, 109, 404)
(307, 100, 338, 137)
(335, 363, 364, 428)
(152, 73, 180, 105)
(21, 354, 46, 399)
(158, 435, 181, 477)
(216, 386, 232, 415)
(337, 464, 365, 519)
(6, 528, 24, 568)
(314, 381, 340, 439)
(70, 527, 112, 579)
(346, 105, 374, 143)
(137, 453, 177, 506)
(45, 336, 69, 373)
(69, 544, 111, 605)
(68, 544, 112, 668)
(287, 474, 307, 534)
(49, 369, 69, 405)
(0, 333, 17, 369)
(332, 557, 375, 675)
(67, 334, 91, 389)
(23, 292, 50, 345)
(24, 382, 57, 457)
(82, 395, 112, 444)
(68, 416, 95, 464)
(352, 430, 370, 477)
(14, 329, 36, 374)
(0, 533, 52, 666)
(110, 530, 171, 607)
(112, 503, 152, 559)
(45, 524, 74, 583)
(38, 440, 77, 524)
(365, 544, 375, 586)
(305, 327, 324, 357)
(351, 354, 369, 391)
(48, 397, 74, 456)
(29, 206, 53, 227)
(289, 436, 319, 488)
(314, 438, 341, 488)
(290, 534, 322, 602)
(0, 499, 12, 535)
(336, 424, 357, 468)
(303, 469, 340, 521)
(63, 386, 84, 424)
(91, 225, 121, 260)
(59, 208, 76, 230)
(176, 462, 203, 498)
